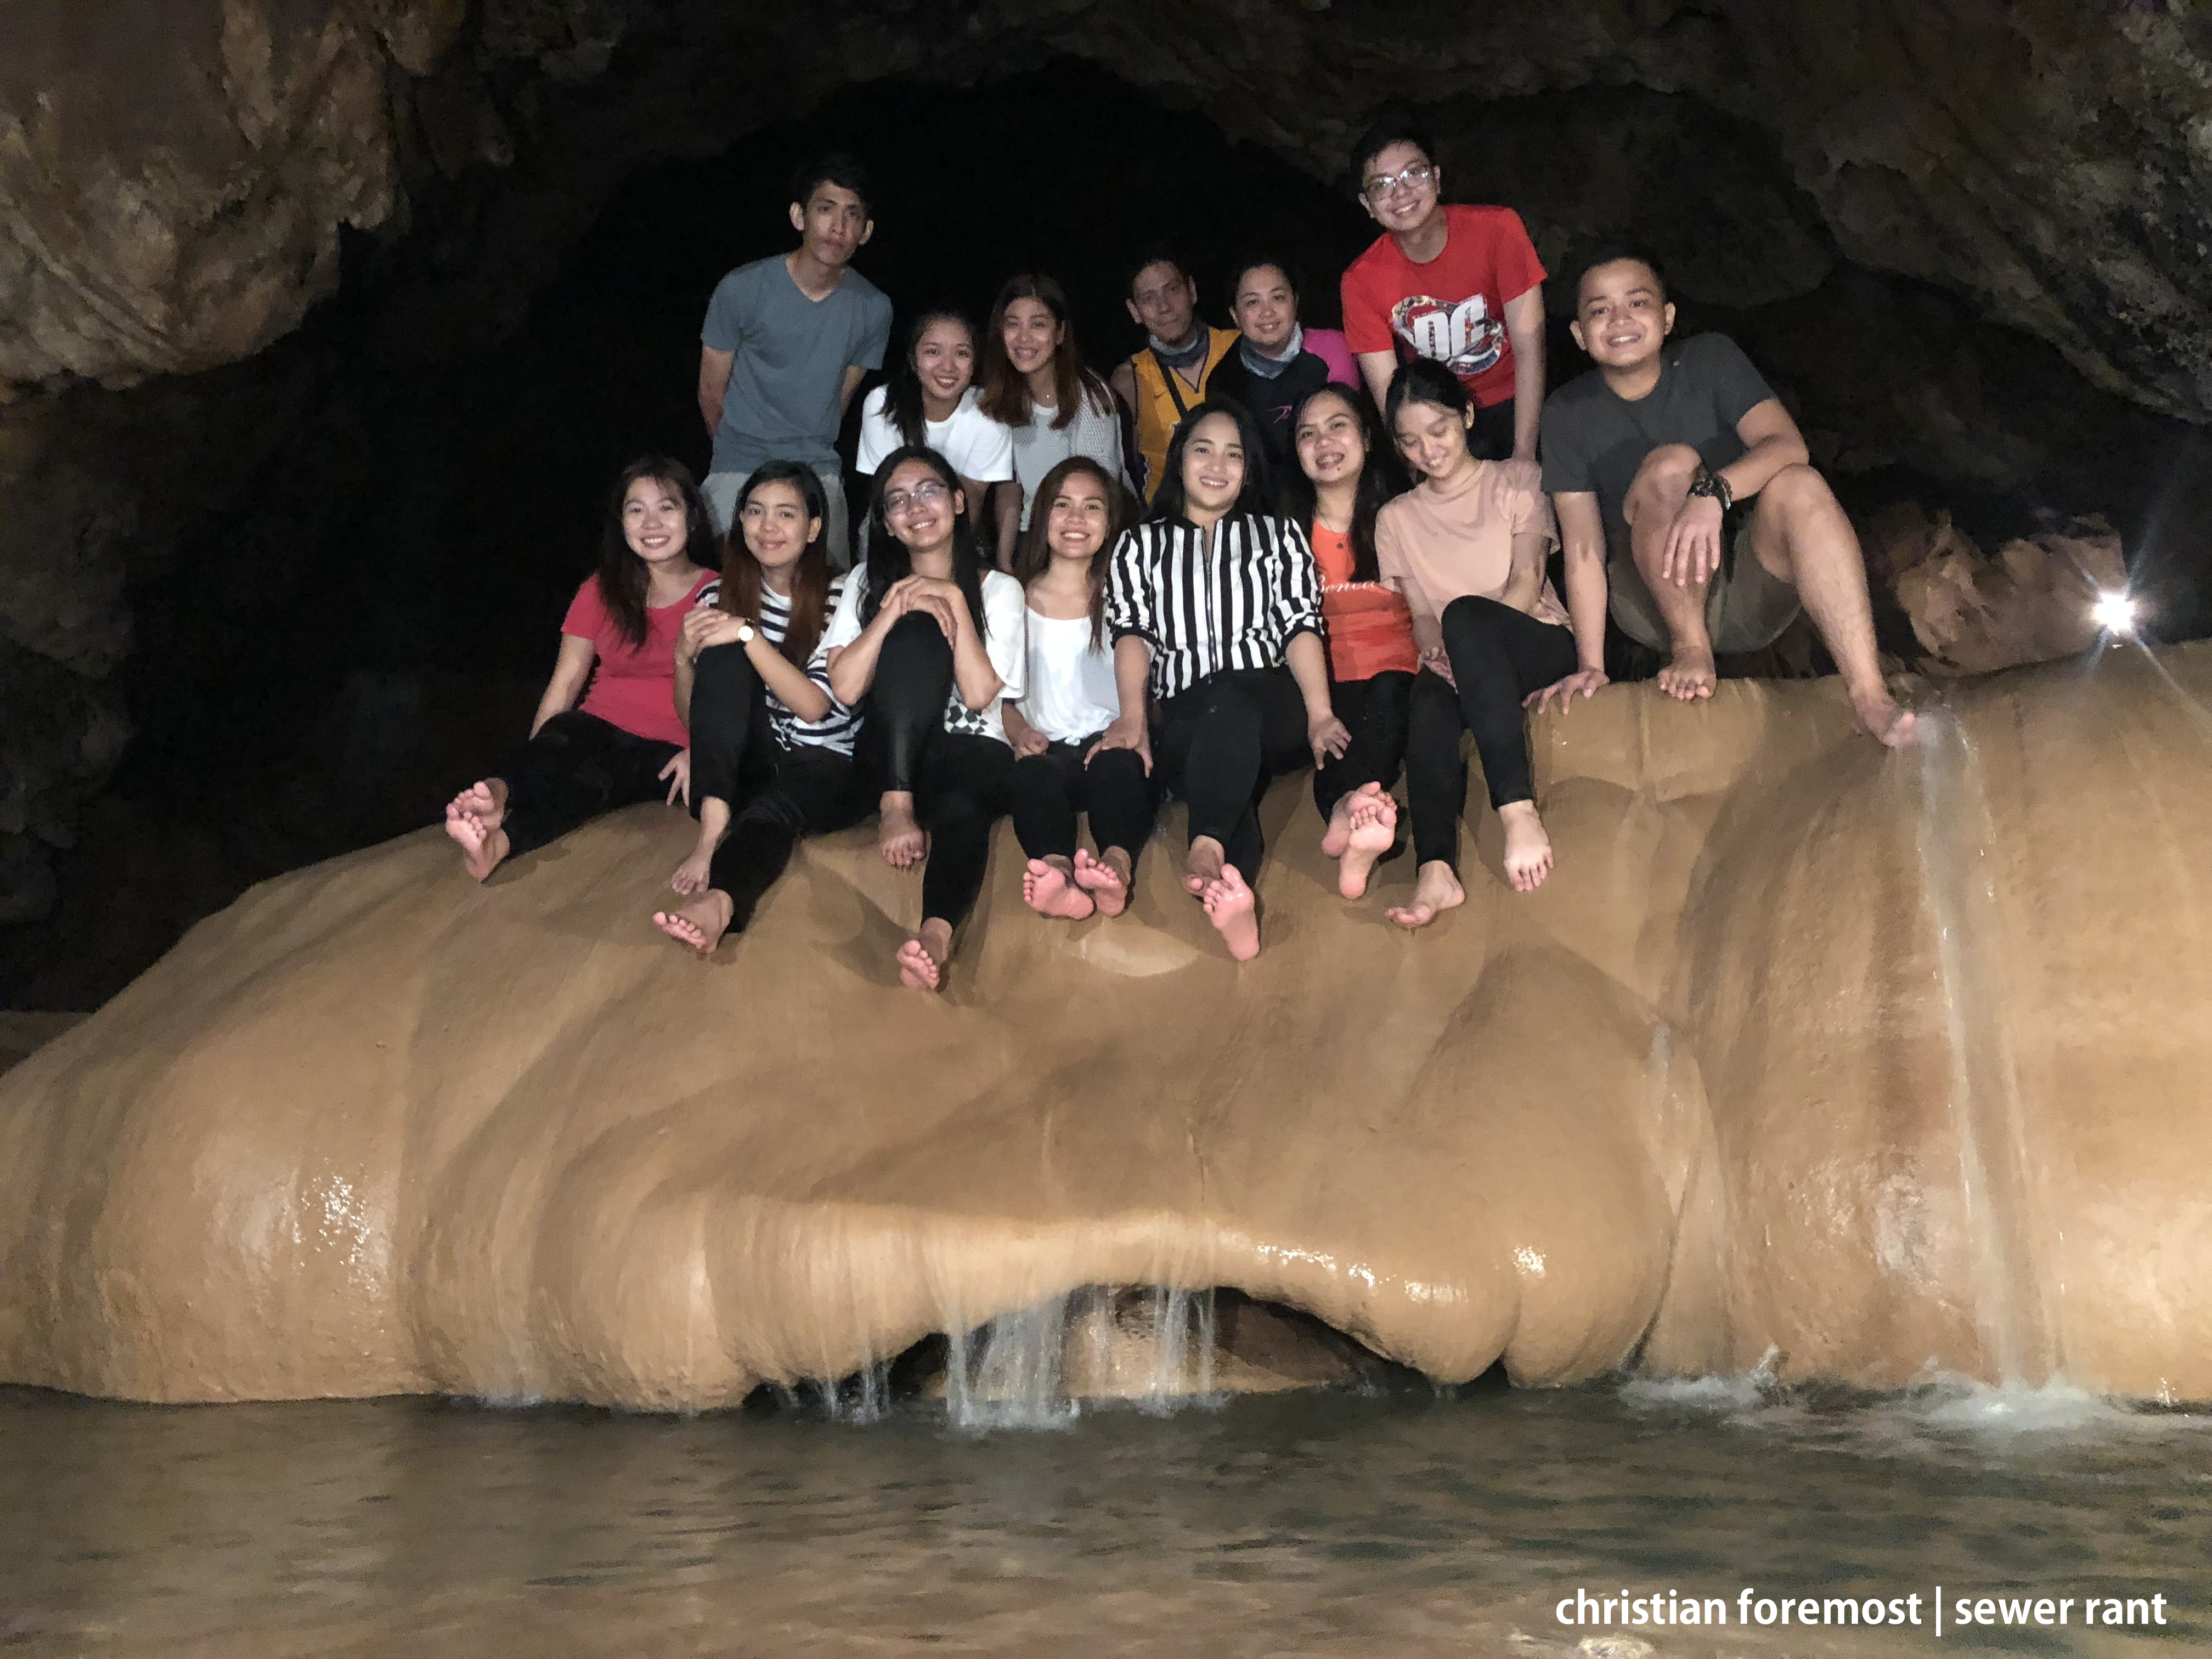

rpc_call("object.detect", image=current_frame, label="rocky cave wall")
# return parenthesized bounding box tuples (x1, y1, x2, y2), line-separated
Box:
(4, 0, 2211, 992)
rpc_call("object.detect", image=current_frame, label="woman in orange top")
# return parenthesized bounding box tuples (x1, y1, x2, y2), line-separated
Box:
(1283, 385, 1417, 900)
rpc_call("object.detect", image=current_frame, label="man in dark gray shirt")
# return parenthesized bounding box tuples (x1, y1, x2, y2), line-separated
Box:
(1537, 252, 1912, 747)
(697, 155, 893, 568)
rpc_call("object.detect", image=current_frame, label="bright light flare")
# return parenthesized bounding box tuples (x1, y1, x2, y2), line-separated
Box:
(2092, 591, 2140, 635)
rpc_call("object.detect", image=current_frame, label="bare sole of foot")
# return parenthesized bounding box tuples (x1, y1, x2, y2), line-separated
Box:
(1387, 861, 1466, 930)
(1338, 785, 1396, 900)
(1023, 859, 1096, 921)
(652, 891, 734, 957)
(1657, 649, 1717, 701)
(1320, 794, 1356, 860)
(1853, 689, 1919, 749)
(444, 808, 508, 882)
(879, 795, 926, 869)
(1203, 865, 1260, 961)
(1497, 802, 1555, 893)
(896, 932, 947, 992)
(1072, 849, 1130, 918)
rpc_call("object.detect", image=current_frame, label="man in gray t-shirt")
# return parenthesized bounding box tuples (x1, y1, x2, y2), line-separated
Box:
(697, 155, 893, 567)
(1536, 252, 1912, 748)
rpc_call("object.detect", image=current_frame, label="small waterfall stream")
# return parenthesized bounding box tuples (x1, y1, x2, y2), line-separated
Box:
(944, 1287, 1222, 1430)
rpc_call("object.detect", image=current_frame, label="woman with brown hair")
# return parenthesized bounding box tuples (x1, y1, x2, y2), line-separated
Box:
(978, 272, 1127, 570)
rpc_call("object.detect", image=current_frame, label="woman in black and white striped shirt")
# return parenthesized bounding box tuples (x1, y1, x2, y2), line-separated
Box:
(1090, 400, 1348, 959)
(653, 462, 865, 955)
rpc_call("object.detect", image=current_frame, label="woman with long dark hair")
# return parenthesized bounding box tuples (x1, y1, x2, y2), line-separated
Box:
(444, 458, 717, 881)
(1002, 456, 1154, 921)
(855, 309, 1014, 548)
(1280, 385, 1418, 898)
(1378, 360, 1578, 923)
(823, 445, 1029, 990)
(1088, 400, 1345, 960)
(652, 462, 865, 955)
(978, 273, 1126, 568)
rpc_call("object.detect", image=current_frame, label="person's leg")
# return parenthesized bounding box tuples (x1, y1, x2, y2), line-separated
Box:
(1622, 443, 1719, 701)
(1167, 669, 1305, 960)
(863, 612, 957, 867)
(448, 712, 664, 879)
(812, 461, 853, 573)
(1076, 745, 1156, 918)
(902, 735, 1016, 990)
(1438, 595, 1579, 894)
(1013, 741, 1093, 919)
(701, 472, 745, 539)
(1389, 669, 1472, 929)
(1316, 672, 1410, 899)
(1743, 465, 1915, 746)
(656, 747, 866, 954)
(688, 642, 765, 809)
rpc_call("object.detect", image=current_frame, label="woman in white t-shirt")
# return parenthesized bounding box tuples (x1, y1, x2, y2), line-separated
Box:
(825, 446, 1028, 992)
(855, 309, 1015, 549)
(1002, 456, 1154, 923)
(978, 273, 1127, 572)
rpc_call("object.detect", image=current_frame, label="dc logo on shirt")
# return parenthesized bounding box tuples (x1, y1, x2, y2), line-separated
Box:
(1390, 294, 1503, 378)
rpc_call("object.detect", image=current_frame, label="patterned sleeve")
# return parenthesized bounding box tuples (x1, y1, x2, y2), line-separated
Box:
(1104, 526, 1153, 645)
(1268, 518, 1324, 645)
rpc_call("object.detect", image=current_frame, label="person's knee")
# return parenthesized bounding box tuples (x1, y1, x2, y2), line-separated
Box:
(1441, 594, 1511, 653)
(1759, 462, 1838, 523)
(1624, 444, 1701, 529)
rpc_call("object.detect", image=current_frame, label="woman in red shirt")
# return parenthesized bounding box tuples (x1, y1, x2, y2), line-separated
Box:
(444, 457, 717, 881)
(1282, 385, 1416, 900)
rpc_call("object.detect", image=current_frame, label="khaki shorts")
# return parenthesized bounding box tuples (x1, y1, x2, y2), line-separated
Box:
(1606, 515, 1802, 655)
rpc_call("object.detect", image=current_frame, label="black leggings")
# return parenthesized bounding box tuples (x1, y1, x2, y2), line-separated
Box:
(1101, 666, 1310, 878)
(690, 642, 870, 932)
(1404, 595, 1577, 868)
(861, 613, 1017, 928)
(1011, 736, 1160, 865)
(496, 710, 679, 859)
(1313, 670, 1413, 819)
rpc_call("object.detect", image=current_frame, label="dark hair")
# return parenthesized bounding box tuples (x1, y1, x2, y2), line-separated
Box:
(1278, 385, 1406, 584)
(1348, 104, 1437, 198)
(1149, 399, 1272, 527)
(1124, 244, 1193, 300)
(1385, 360, 1498, 466)
(720, 461, 833, 669)
(1575, 246, 1671, 306)
(979, 272, 1117, 430)
(596, 457, 715, 648)
(1224, 255, 1302, 306)
(1013, 456, 1128, 651)
(882, 308, 977, 449)
(860, 446, 991, 645)
(790, 152, 872, 218)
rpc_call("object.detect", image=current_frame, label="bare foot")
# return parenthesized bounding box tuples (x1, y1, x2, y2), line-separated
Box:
(1497, 800, 1555, 893)
(447, 779, 507, 833)
(1202, 864, 1260, 961)
(1386, 860, 1466, 930)
(1023, 857, 1096, 920)
(1337, 783, 1396, 900)
(1321, 792, 1356, 859)
(1657, 646, 1717, 701)
(1072, 848, 1132, 918)
(1851, 684, 1918, 749)
(879, 792, 926, 869)
(897, 919, 954, 991)
(444, 804, 509, 882)
(668, 847, 713, 896)
(1183, 835, 1226, 898)
(653, 890, 734, 957)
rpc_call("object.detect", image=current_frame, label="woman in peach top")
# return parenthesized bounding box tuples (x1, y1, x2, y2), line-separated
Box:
(1376, 360, 1583, 918)
(1282, 385, 1416, 899)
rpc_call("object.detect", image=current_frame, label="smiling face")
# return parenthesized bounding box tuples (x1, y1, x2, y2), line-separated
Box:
(913, 317, 976, 409)
(1127, 261, 1198, 346)
(1045, 471, 1113, 566)
(1392, 398, 1475, 483)
(1571, 259, 1675, 373)
(1180, 413, 1247, 517)
(1359, 140, 1441, 236)
(738, 479, 821, 577)
(1001, 297, 1065, 380)
(1231, 265, 1298, 354)
(621, 476, 691, 565)
(1294, 390, 1367, 489)
(788, 182, 873, 269)
(882, 457, 962, 554)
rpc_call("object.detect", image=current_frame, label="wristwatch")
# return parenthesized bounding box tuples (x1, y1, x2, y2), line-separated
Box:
(1688, 464, 1734, 515)
(735, 620, 755, 644)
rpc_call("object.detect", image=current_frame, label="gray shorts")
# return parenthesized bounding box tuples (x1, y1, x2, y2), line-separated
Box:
(1606, 515, 1801, 655)
(703, 461, 852, 572)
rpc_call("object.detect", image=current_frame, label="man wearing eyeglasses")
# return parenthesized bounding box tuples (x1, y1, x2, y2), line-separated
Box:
(1340, 108, 1547, 465)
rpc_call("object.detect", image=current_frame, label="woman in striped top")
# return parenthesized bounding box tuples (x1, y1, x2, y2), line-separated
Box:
(1091, 401, 1348, 960)
(653, 462, 865, 955)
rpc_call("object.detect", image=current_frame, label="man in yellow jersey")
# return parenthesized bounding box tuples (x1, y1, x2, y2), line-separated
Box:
(1108, 246, 1239, 501)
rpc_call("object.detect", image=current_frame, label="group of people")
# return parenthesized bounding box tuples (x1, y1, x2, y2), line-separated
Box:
(445, 111, 1916, 990)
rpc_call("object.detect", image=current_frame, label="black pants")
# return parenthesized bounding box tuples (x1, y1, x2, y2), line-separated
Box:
(690, 639, 870, 931)
(1011, 736, 1160, 865)
(1312, 670, 1413, 818)
(1404, 595, 1577, 868)
(861, 613, 1017, 928)
(498, 710, 679, 859)
(1099, 666, 1309, 878)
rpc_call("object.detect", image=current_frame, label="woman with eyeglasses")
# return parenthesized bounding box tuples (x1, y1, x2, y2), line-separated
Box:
(1087, 401, 1343, 961)
(1339, 106, 1548, 465)
(823, 446, 1028, 991)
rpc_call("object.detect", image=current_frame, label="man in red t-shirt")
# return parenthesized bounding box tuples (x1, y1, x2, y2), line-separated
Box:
(1339, 109, 1547, 464)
